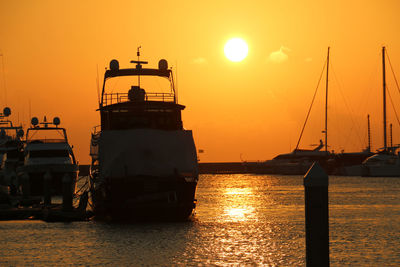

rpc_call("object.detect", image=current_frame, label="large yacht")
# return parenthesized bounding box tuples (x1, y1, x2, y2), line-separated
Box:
(17, 117, 78, 196)
(90, 50, 199, 220)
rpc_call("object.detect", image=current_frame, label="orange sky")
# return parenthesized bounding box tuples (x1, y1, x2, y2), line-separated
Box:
(1, 0, 400, 163)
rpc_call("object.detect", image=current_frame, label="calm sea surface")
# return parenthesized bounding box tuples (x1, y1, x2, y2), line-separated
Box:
(1, 174, 399, 266)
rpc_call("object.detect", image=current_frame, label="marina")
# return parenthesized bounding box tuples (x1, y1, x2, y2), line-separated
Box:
(1, 174, 399, 265)
(1, 1, 400, 264)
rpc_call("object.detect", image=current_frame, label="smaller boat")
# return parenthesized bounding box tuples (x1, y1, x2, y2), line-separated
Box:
(245, 140, 333, 175)
(17, 117, 78, 196)
(362, 47, 400, 177)
(362, 147, 400, 177)
(330, 115, 374, 176)
(331, 149, 374, 176)
(0, 107, 24, 195)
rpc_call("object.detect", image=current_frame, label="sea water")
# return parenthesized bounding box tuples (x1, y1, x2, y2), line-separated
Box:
(0, 174, 399, 266)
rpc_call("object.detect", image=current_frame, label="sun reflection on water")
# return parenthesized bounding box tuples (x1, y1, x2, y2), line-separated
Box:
(222, 187, 256, 222)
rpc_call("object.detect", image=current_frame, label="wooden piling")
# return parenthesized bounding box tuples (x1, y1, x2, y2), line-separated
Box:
(304, 162, 329, 267)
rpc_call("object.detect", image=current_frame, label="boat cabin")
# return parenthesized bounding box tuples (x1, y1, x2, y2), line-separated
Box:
(24, 117, 76, 164)
(99, 57, 184, 131)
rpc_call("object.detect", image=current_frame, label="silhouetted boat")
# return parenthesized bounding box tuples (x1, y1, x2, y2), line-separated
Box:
(0, 107, 24, 195)
(89, 49, 198, 221)
(245, 140, 333, 174)
(362, 47, 400, 177)
(329, 114, 374, 176)
(331, 149, 373, 176)
(17, 117, 78, 196)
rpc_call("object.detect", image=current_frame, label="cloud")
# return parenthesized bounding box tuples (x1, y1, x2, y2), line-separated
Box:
(268, 46, 291, 63)
(192, 57, 207, 64)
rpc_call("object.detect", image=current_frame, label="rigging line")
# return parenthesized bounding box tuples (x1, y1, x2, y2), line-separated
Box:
(56, 129, 65, 138)
(386, 49, 400, 95)
(295, 59, 327, 150)
(386, 86, 400, 127)
(358, 56, 379, 123)
(331, 63, 364, 149)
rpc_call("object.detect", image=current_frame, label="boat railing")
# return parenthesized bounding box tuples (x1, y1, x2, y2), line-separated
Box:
(102, 92, 175, 106)
(26, 139, 66, 144)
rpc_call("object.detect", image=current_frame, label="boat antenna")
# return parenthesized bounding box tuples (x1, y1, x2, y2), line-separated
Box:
(96, 64, 101, 107)
(137, 46, 141, 87)
(382, 46, 387, 151)
(29, 99, 31, 124)
(324, 47, 330, 153)
(367, 114, 371, 152)
(175, 60, 179, 103)
(0, 53, 7, 105)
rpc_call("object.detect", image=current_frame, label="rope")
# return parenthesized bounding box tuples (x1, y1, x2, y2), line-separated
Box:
(331, 64, 364, 150)
(295, 59, 327, 150)
(385, 49, 400, 128)
(386, 86, 400, 127)
(386, 49, 400, 94)
(73, 176, 90, 199)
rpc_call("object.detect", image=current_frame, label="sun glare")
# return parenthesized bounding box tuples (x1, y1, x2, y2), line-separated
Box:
(224, 38, 248, 62)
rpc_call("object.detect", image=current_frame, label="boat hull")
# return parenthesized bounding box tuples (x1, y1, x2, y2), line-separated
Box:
(362, 165, 400, 177)
(17, 164, 78, 196)
(91, 175, 197, 221)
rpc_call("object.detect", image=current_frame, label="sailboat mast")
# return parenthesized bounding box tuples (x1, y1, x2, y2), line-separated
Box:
(325, 47, 330, 153)
(382, 46, 387, 151)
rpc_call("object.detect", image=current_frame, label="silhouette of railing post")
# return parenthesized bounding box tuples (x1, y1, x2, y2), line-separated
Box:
(304, 162, 330, 267)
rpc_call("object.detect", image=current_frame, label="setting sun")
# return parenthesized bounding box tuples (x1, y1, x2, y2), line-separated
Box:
(224, 38, 248, 62)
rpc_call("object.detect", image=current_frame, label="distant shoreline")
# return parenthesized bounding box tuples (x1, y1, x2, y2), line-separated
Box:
(78, 162, 247, 176)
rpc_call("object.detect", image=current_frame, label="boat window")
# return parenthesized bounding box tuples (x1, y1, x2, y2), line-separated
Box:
(29, 150, 70, 158)
(104, 75, 174, 105)
(26, 128, 67, 143)
(101, 108, 183, 130)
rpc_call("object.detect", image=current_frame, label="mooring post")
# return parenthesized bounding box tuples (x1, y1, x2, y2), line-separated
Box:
(62, 174, 73, 211)
(304, 162, 329, 267)
(43, 171, 52, 206)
